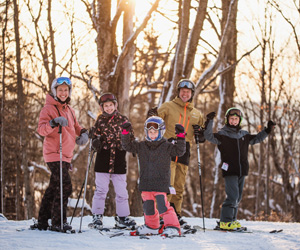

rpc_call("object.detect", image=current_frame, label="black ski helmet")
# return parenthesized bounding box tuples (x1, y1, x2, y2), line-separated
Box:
(177, 79, 195, 101)
(225, 107, 243, 126)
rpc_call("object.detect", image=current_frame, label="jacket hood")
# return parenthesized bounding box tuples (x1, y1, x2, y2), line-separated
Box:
(45, 94, 68, 108)
(220, 125, 244, 139)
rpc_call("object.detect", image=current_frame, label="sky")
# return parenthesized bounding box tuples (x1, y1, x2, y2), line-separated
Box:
(1, 214, 300, 250)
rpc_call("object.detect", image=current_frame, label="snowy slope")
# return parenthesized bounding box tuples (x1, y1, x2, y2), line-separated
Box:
(1, 215, 300, 250)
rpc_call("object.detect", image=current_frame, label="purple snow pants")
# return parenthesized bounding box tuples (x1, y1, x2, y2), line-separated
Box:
(91, 173, 130, 217)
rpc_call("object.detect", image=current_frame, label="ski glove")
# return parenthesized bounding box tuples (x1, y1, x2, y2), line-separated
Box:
(121, 122, 132, 134)
(88, 127, 96, 139)
(49, 116, 68, 128)
(147, 107, 158, 118)
(265, 120, 276, 134)
(204, 111, 216, 129)
(193, 125, 205, 143)
(206, 112, 216, 120)
(92, 137, 102, 151)
(175, 124, 185, 138)
(76, 129, 89, 145)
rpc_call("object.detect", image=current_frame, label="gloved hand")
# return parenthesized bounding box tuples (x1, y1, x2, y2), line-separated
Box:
(175, 124, 185, 135)
(193, 125, 202, 136)
(204, 111, 216, 129)
(88, 127, 96, 139)
(121, 122, 132, 132)
(49, 116, 68, 128)
(92, 137, 102, 151)
(192, 125, 205, 143)
(206, 112, 216, 120)
(76, 129, 89, 145)
(265, 120, 276, 134)
(147, 107, 158, 118)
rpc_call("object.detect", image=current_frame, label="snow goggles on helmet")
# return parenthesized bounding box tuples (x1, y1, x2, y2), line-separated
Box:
(99, 93, 117, 103)
(227, 109, 242, 117)
(56, 77, 72, 86)
(177, 80, 195, 90)
(146, 122, 160, 130)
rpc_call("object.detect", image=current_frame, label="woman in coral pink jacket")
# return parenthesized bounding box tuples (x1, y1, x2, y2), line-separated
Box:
(32, 77, 88, 232)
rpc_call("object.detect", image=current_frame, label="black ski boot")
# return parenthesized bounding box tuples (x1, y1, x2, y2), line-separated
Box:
(50, 222, 73, 232)
(178, 215, 191, 229)
(88, 214, 103, 230)
(115, 216, 136, 229)
(30, 220, 49, 231)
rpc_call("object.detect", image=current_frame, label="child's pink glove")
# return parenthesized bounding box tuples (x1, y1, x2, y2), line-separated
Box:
(121, 122, 132, 135)
(175, 124, 185, 138)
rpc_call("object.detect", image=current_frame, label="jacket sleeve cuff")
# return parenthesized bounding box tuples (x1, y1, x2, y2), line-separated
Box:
(122, 130, 129, 135)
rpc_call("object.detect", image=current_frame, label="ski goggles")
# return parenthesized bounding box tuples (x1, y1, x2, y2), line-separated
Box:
(146, 122, 160, 130)
(56, 77, 72, 86)
(99, 93, 117, 103)
(178, 80, 194, 89)
(227, 109, 242, 117)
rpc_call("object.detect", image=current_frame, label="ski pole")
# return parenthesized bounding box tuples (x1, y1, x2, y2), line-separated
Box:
(78, 137, 93, 233)
(59, 125, 63, 231)
(192, 125, 205, 232)
(70, 150, 96, 225)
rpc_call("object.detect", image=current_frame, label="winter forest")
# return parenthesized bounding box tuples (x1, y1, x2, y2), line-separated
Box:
(1, 0, 300, 224)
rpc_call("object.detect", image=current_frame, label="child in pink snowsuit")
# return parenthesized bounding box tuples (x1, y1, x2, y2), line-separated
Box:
(121, 116, 186, 236)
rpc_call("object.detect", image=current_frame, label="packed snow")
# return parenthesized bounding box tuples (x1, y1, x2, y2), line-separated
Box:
(1, 214, 300, 250)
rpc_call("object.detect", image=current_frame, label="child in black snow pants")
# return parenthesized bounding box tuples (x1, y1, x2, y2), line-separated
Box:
(204, 107, 276, 230)
(121, 116, 186, 237)
(89, 93, 136, 229)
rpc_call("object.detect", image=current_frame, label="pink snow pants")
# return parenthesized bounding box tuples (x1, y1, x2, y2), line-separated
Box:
(141, 191, 180, 230)
(92, 173, 130, 217)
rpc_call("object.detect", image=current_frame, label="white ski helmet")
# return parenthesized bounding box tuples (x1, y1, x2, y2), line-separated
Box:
(51, 77, 72, 101)
(144, 116, 166, 141)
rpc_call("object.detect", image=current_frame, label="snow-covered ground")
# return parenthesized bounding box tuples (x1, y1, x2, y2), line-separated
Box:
(1, 214, 300, 250)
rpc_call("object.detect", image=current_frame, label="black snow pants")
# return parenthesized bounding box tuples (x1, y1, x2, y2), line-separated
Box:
(38, 161, 72, 226)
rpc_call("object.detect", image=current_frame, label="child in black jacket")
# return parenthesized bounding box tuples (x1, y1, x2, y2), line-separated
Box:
(204, 107, 275, 230)
(121, 116, 186, 236)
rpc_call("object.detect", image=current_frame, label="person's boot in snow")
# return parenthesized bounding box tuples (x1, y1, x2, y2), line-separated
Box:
(30, 221, 49, 231)
(50, 222, 72, 232)
(161, 226, 181, 237)
(92, 214, 103, 228)
(135, 224, 159, 235)
(115, 216, 136, 229)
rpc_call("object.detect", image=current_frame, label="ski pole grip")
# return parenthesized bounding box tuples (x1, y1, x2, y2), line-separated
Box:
(192, 124, 200, 144)
(58, 125, 62, 134)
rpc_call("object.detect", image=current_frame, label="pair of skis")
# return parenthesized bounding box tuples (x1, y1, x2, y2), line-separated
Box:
(97, 227, 197, 239)
(193, 225, 283, 234)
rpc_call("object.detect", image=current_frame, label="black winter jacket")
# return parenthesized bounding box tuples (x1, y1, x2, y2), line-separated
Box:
(204, 120, 268, 177)
(121, 134, 186, 193)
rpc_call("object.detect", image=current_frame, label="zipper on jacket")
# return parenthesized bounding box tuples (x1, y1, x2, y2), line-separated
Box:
(237, 138, 242, 177)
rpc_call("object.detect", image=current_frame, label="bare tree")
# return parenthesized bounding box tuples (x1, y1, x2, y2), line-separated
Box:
(1, 0, 10, 215)
(13, 0, 33, 219)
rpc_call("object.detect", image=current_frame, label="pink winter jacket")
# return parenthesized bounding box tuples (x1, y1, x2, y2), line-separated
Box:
(37, 94, 83, 163)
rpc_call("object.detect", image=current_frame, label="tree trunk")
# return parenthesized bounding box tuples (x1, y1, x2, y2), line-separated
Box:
(13, 0, 33, 219)
(96, 0, 115, 92)
(117, 0, 135, 116)
(209, 0, 238, 219)
(1, 0, 9, 215)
